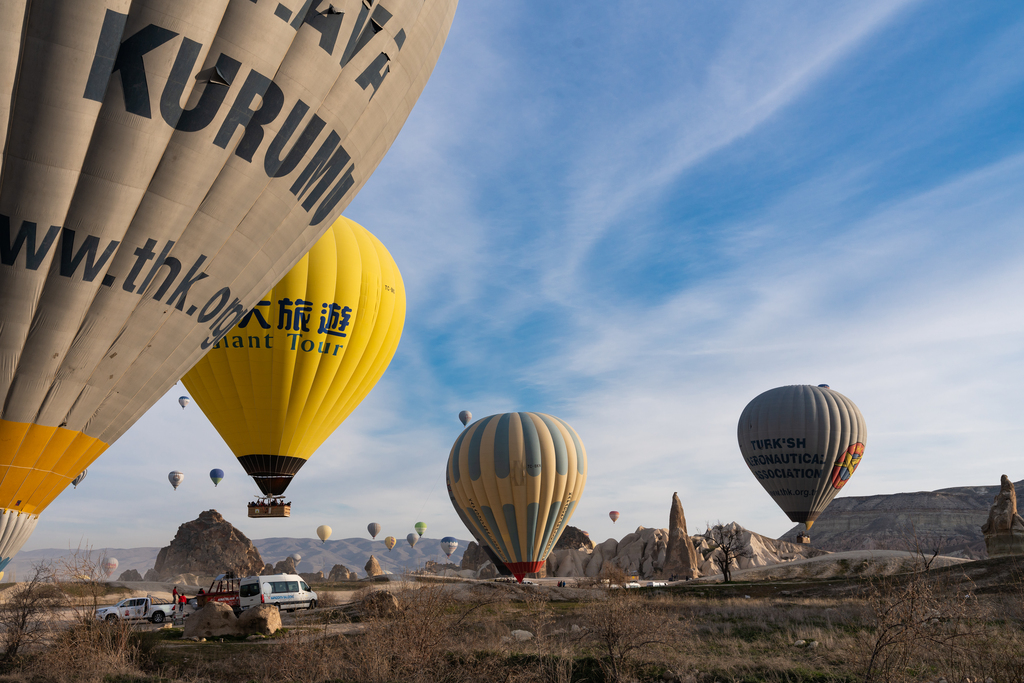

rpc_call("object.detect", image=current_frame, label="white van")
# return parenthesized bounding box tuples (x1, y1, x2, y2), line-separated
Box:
(239, 574, 318, 612)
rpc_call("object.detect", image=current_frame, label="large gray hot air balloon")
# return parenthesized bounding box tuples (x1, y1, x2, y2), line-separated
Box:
(0, 0, 458, 573)
(367, 522, 381, 539)
(737, 385, 866, 539)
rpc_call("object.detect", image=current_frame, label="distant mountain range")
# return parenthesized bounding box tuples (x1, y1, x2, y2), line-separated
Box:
(5, 536, 470, 583)
(780, 478, 1023, 559)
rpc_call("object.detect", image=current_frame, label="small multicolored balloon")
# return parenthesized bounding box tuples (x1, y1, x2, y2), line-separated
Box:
(415, 521, 427, 537)
(609, 511, 620, 523)
(384, 536, 397, 551)
(440, 537, 459, 557)
(178, 396, 190, 409)
(168, 471, 184, 490)
(209, 469, 224, 487)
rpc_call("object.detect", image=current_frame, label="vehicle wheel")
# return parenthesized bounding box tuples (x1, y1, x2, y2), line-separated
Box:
(308, 600, 316, 610)
(151, 612, 165, 624)
(105, 614, 117, 622)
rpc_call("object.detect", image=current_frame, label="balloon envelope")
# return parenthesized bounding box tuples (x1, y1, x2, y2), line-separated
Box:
(414, 522, 427, 537)
(406, 532, 418, 548)
(178, 397, 190, 410)
(291, 554, 302, 562)
(447, 412, 588, 582)
(168, 471, 184, 490)
(183, 217, 405, 496)
(317, 525, 332, 544)
(737, 385, 866, 530)
(367, 523, 381, 539)
(72, 470, 87, 489)
(458, 410, 472, 426)
(440, 537, 459, 558)
(101, 557, 118, 579)
(609, 511, 620, 523)
(209, 469, 224, 486)
(0, 0, 457, 573)
(384, 536, 396, 551)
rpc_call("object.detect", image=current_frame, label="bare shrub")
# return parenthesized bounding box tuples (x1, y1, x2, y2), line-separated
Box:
(26, 619, 142, 683)
(599, 563, 629, 589)
(578, 591, 676, 682)
(0, 563, 66, 660)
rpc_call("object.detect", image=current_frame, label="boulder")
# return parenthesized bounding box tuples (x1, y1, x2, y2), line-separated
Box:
(183, 602, 240, 639)
(236, 604, 282, 635)
(554, 526, 595, 551)
(982, 475, 1024, 558)
(360, 590, 400, 618)
(328, 564, 357, 582)
(662, 493, 700, 579)
(273, 557, 297, 574)
(153, 510, 264, 579)
(117, 569, 143, 582)
(365, 555, 383, 577)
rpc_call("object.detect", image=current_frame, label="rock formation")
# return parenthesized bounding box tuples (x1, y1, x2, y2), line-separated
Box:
(144, 568, 159, 581)
(152, 510, 264, 579)
(327, 564, 358, 582)
(661, 492, 699, 579)
(117, 569, 143, 582)
(365, 555, 382, 577)
(299, 571, 324, 584)
(554, 526, 595, 551)
(184, 602, 240, 639)
(781, 479, 1024, 559)
(236, 604, 282, 635)
(459, 541, 499, 579)
(696, 523, 826, 577)
(272, 557, 297, 574)
(981, 475, 1024, 558)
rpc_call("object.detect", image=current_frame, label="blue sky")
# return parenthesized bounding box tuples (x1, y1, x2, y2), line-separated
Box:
(29, 1, 1024, 555)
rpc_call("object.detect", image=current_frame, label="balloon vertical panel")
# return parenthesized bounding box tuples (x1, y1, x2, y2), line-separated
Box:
(0, 0, 456, 568)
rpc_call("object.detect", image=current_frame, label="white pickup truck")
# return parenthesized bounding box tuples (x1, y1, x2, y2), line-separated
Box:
(95, 596, 178, 624)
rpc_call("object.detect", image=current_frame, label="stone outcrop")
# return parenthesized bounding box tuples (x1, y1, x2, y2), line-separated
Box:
(153, 510, 264, 579)
(554, 526, 595, 551)
(236, 604, 282, 635)
(364, 555, 382, 577)
(781, 479, 1024, 559)
(981, 475, 1024, 558)
(327, 564, 358, 582)
(300, 571, 324, 584)
(459, 541, 501, 579)
(184, 602, 239, 639)
(661, 492, 699, 580)
(117, 569, 143, 582)
(273, 557, 297, 574)
(144, 568, 159, 581)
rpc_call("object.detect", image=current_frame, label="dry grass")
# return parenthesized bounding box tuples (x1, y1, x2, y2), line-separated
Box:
(0, 564, 1021, 683)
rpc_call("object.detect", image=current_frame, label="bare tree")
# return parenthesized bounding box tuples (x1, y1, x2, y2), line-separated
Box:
(579, 592, 672, 682)
(0, 562, 66, 660)
(703, 522, 752, 583)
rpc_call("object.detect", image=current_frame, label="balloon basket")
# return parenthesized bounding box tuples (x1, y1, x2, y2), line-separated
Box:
(248, 496, 290, 518)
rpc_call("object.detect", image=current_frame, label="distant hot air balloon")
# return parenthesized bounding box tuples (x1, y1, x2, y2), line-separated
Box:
(101, 557, 118, 579)
(209, 469, 224, 487)
(406, 532, 418, 548)
(178, 397, 190, 410)
(0, 0, 457, 575)
(168, 471, 184, 490)
(459, 411, 472, 426)
(384, 536, 397, 552)
(737, 385, 866, 540)
(317, 525, 332, 544)
(609, 511, 620, 523)
(182, 217, 406, 501)
(72, 471, 88, 489)
(415, 522, 427, 537)
(291, 554, 302, 562)
(440, 537, 459, 558)
(367, 523, 381, 539)
(447, 412, 588, 583)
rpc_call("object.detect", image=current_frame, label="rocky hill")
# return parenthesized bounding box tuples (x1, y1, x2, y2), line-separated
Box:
(780, 478, 1024, 559)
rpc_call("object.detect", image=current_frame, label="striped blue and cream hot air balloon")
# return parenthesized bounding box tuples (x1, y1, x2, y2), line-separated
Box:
(446, 412, 588, 583)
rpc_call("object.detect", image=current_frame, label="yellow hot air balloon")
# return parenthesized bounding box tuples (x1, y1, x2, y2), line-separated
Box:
(384, 535, 397, 551)
(446, 412, 588, 583)
(183, 217, 405, 502)
(0, 0, 456, 572)
(317, 525, 332, 544)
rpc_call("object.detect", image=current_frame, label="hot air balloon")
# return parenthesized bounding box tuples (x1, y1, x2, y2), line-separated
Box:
(317, 525, 332, 544)
(440, 537, 458, 558)
(446, 471, 512, 577)
(459, 410, 472, 426)
(72, 471, 88, 489)
(609, 511, 620, 523)
(182, 217, 405, 505)
(447, 412, 588, 583)
(414, 522, 427, 537)
(384, 536, 396, 551)
(168, 471, 184, 490)
(209, 469, 224, 487)
(291, 553, 302, 562)
(101, 557, 118, 579)
(367, 523, 381, 539)
(0, 0, 457, 572)
(406, 532, 418, 548)
(178, 397, 190, 410)
(737, 385, 866, 540)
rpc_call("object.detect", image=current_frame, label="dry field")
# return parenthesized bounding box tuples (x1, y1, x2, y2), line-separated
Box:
(0, 558, 1021, 683)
